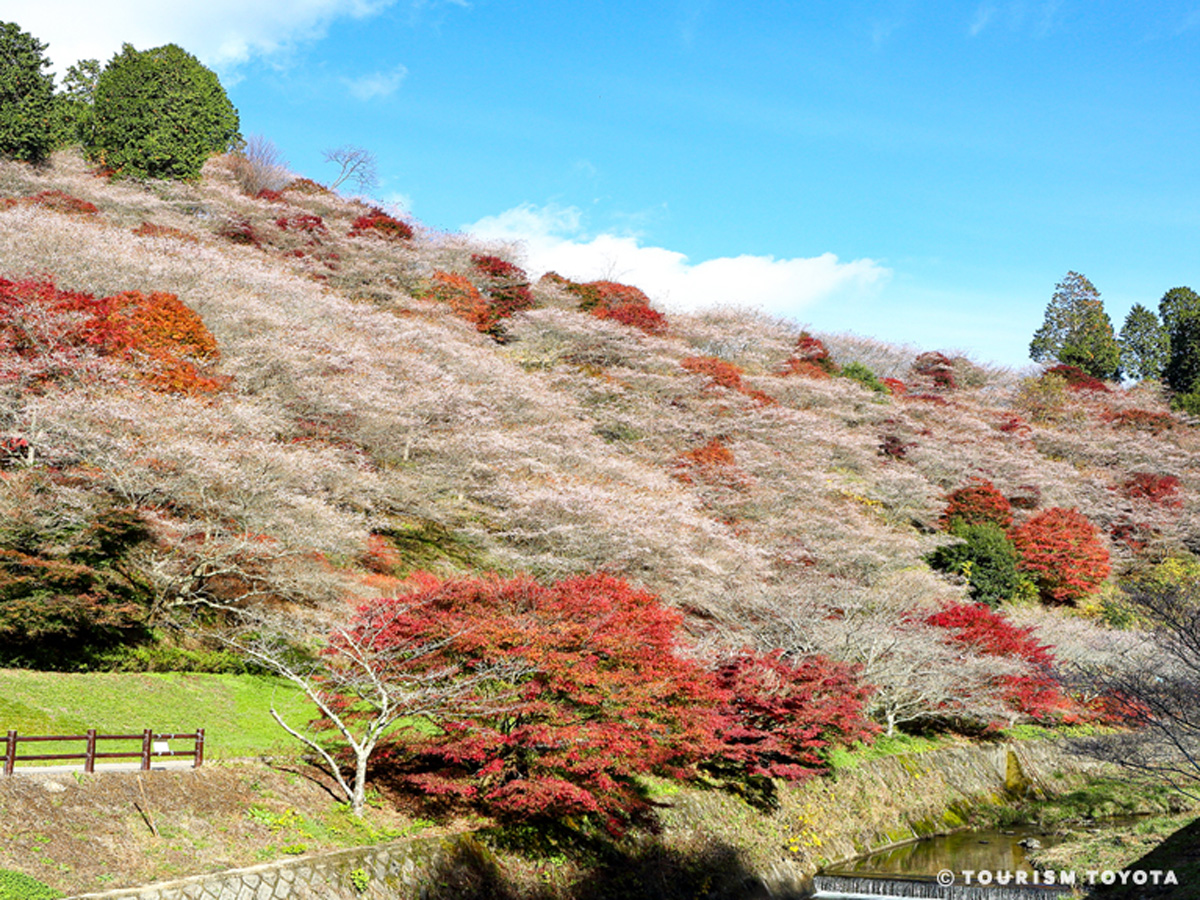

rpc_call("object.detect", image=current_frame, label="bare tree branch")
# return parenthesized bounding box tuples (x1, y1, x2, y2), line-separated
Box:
(322, 146, 378, 194)
(214, 602, 525, 816)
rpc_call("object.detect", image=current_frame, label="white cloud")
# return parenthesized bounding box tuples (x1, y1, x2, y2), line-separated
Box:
(1, 0, 396, 73)
(467, 203, 890, 319)
(342, 64, 408, 100)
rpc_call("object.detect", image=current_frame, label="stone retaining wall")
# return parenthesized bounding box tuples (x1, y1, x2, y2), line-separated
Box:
(64, 833, 492, 900)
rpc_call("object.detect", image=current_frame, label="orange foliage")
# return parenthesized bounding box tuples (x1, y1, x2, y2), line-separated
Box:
(428, 271, 490, 331)
(132, 222, 198, 243)
(681, 356, 774, 406)
(673, 437, 751, 491)
(102, 291, 226, 395)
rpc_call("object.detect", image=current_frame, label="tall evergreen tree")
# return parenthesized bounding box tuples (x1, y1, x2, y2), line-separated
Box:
(88, 43, 240, 180)
(1119, 303, 1168, 382)
(0, 21, 57, 163)
(1161, 287, 1200, 399)
(1029, 272, 1120, 379)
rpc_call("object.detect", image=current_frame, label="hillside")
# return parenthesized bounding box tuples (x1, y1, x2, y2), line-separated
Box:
(0, 149, 1196, 735)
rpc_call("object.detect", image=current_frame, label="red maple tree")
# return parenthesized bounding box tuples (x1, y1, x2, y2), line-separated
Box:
(1011, 507, 1110, 604)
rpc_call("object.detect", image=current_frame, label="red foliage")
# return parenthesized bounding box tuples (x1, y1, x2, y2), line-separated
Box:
(925, 602, 1067, 721)
(467, 255, 535, 335)
(680, 356, 774, 405)
(940, 478, 1014, 530)
(255, 189, 283, 202)
(365, 573, 723, 832)
(217, 217, 262, 248)
(673, 437, 751, 491)
(878, 433, 915, 460)
(348, 210, 414, 241)
(681, 356, 745, 391)
(1122, 472, 1182, 508)
(24, 190, 99, 215)
(593, 298, 668, 335)
(0, 276, 225, 395)
(132, 222, 198, 243)
(1109, 520, 1155, 553)
(1101, 408, 1175, 433)
(881, 377, 907, 395)
(1043, 364, 1109, 393)
(779, 332, 839, 377)
(547, 275, 668, 335)
(911, 352, 956, 390)
(1011, 508, 1111, 604)
(709, 651, 876, 781)
(995, 413, 1032, 436)
(275, 214, 327, 234)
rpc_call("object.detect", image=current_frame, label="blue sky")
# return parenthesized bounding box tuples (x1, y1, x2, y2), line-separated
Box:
(9, 1, 1200, 368)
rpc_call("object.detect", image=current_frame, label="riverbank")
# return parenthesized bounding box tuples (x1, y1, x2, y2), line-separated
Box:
(2, 736, 1119, 899)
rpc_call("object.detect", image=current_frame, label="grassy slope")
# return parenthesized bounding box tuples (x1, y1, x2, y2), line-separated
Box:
(0, 670, 313, 760)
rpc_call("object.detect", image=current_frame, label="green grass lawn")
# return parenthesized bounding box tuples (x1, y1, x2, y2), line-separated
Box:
(0, 670, 317, 762)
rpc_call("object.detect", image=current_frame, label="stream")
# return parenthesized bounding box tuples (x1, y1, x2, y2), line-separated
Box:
(811, 820, 1138, 898)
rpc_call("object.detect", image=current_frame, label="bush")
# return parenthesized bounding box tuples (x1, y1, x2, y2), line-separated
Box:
(672, 437, 751, 491)
(348, 209, 413, 241)
(926, 602, 1067, 721)
(1043, 363, 1109, 393)
(1014, 372, 1070, 423)
(1122, 472, 1183, 508)
(370, 573, 723, 833)
(467, 254, 536, 337)
(927, 521, 1023, 607)
(542, 273, 667, 335)
(426, 271, 490, 330)
(0, 22, 56, 163)
(940, 478, 1013, 530)
(840, 361, 889, 394)
(779, 331, 839, 377)
(680, 356, 773, 405)
(910, 351, 956, 390)
(707, 651, 876, 783)
(0, 868, 62, 900)
(1012, 507, 1111, 605)
(89, 43, 240, 179)
(0, 275, 225, 395)
(0, 478, 154, 669)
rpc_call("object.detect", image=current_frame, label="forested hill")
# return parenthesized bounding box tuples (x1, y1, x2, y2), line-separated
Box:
(0, 148, 1196, 734)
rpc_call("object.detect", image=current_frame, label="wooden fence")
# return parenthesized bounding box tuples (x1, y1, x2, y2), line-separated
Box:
(1, 728, 204, 775)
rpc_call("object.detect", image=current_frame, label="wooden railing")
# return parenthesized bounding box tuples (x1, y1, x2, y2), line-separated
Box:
(1, 728, 204, 775)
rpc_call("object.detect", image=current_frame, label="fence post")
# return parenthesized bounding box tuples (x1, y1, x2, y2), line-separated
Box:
(194, 728, 204, 769)
(85, 729, 97, 774)
(141, 729, 152, 771)
(3, 731, 13, 776)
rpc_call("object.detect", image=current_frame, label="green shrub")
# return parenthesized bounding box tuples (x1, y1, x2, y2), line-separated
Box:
(99, 640, 260, 674)
(0, 22, 57, 163)
(88, 43, 240, 179)
(840, 361, 889, 394)
(0, 868, 62, 900)
(927, 521, 1024, 607)
(1170, 389, 1200, 417)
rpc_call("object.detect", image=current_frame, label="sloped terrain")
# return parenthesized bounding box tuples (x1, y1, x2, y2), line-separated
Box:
(0, 149, 1196, 724)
